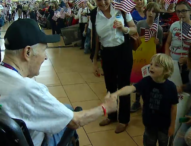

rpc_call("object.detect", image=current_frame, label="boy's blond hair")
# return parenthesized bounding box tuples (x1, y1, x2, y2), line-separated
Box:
(151, 54, 174, 79)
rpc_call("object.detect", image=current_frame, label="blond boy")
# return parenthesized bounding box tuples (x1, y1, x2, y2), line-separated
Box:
(112, 54, 178, 146)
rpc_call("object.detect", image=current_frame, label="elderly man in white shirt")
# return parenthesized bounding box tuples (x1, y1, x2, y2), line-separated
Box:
(0, 19, 117, 146)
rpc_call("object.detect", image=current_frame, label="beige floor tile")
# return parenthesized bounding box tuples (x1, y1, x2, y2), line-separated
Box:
(133, 135, 143, 146)
(53, 65, 74, 73)
(88, 82, 107, 100)
(77, 128, 91, 146)
(63, 84, 98, 102)
(131, 93, 143, 104)
(88, 130, 137, 146)
(84, 117, 117, 134)
(47, 36, 65, 47)
(40, 66, 55, 73)
(126, 116, 145, 137)
(72, 99, 102, 110)
(35, 71, 61, 86)
(57, 72, 86, 85)
(57, 97, 71, 105)
(48, 86, 67, 98)
(46, 48, 63, 58)
(70, 64, 93, 73)
(0, 23, 10, 31)
(130, 101, 143, 117)
(131, 93, 136, 102)
(80, 73, 104, 83)
(41, 59, 53, 67)
(44, 29, 52, 35)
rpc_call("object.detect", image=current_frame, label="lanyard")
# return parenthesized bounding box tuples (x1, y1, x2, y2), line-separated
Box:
(1, 62, 20, 74)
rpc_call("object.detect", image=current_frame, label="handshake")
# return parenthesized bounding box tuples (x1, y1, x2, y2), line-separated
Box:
(101, 92, 119, 115)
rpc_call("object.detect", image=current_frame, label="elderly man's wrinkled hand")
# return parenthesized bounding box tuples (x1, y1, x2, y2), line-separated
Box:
(102, 92, 117, 114)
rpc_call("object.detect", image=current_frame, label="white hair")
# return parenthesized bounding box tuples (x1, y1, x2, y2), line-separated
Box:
(5, 49, 23, 55)
(5, 45, 39, 56)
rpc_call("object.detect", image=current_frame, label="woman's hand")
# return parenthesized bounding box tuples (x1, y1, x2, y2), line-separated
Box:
(168, 126, 175, 137)
(93, 61, 101, 77)
(154, 38, 159, 45)
(113, 20, 123, 31)
(177, 86, 183, 93)
(179, 57, 187, 66)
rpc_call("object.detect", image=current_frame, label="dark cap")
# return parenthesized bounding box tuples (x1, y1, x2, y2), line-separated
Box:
(4, 19, 60, 50)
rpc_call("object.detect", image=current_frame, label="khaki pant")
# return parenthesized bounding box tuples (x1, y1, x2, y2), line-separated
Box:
(18, 9, 22, 18)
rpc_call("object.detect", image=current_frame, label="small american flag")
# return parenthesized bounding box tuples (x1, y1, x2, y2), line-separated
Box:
(112, 0, 136, 13)
(143, 68, 148, 77)
(145, 29, 153, 42)
(182, 22, 191, 40)
(145, 16, 159, 42)
(75, 0, 85, 6)
(150, 16, 159, 32)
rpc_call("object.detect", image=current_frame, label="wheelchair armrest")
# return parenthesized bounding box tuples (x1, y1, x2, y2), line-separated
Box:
(57, 106, 82, 146)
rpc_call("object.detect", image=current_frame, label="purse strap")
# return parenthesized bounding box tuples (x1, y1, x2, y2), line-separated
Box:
(121, 11, 128, 27)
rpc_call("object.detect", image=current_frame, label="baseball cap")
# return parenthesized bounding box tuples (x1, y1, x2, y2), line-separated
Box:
(4, 19, 60, 50)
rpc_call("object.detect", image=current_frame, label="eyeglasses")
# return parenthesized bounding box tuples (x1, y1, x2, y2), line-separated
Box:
(176, 10, 191, 14)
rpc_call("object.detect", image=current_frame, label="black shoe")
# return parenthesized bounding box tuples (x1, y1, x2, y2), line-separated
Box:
(130, 102, 141, 113)
(74, 106, 83, 112)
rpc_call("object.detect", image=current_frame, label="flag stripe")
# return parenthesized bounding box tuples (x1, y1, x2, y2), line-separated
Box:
(112, 0, 136, 13)
(182, 22, 191, 39)
(145, 16, 159, 42)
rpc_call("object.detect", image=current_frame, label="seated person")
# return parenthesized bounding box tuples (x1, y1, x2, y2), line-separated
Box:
(0, 19, 117, 146)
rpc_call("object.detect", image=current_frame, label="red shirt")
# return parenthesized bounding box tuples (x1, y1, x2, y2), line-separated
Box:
(42, 6, 49, 12)
(168, 12, 179, 25)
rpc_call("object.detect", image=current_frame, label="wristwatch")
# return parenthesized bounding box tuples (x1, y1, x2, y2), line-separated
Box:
(124, 27, 130, 34)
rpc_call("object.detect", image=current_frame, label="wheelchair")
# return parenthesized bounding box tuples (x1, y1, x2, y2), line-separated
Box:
(0, 106, 82, 146)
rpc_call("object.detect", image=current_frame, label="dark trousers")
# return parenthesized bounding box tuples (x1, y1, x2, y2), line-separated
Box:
(8, 14, 11, 22)
(181, 64, 189, 84)
(143, 127, 173, 146)
(79, 23, 86, 49)
(51, 21, 60, 35)
(101, 43, 133, 124)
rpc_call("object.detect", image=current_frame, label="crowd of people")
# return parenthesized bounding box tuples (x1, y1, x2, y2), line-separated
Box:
(1, 0, 191, 145)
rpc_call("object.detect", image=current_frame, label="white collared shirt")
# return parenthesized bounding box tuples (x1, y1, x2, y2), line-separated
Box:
(0, 66, 73, 146)
(75, 7, 89, 23)
(96, 5, 132, 47)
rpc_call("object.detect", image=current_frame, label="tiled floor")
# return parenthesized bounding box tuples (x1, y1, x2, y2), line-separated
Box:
(0, 22, 144, 146)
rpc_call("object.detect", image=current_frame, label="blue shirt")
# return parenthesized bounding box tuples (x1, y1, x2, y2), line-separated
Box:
(134, 76, 178, 129)
(132, 10, 146, 24)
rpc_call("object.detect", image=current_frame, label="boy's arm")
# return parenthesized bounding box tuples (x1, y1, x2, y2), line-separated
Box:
(171, 104, 177, 127)
(114, 85, 136, 97)
(168, 104, 177, 136)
